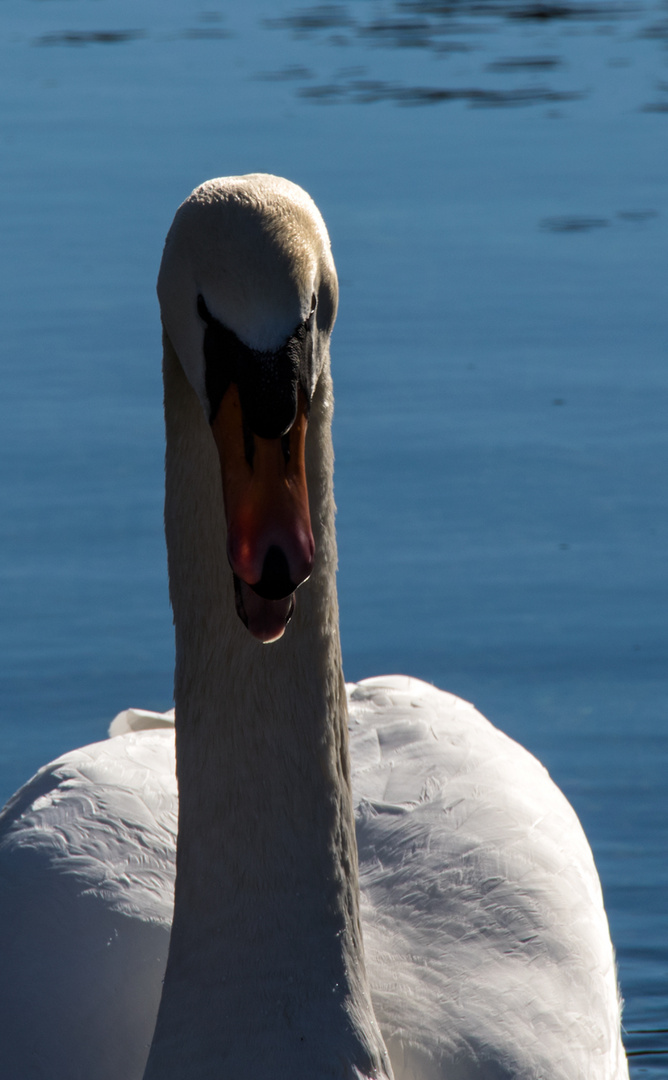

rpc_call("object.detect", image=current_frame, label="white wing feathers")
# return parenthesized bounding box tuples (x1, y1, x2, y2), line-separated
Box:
(108, 706, 175, 737)
(0, 730, 176, 1080)
(348, 676, 626, 1080)
(0, 680, 626, 1080)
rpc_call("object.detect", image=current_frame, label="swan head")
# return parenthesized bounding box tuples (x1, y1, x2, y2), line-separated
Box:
(158, 174, 338, 643)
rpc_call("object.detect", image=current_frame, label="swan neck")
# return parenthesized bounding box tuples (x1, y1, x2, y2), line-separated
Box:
(143, 336, 391, 1080)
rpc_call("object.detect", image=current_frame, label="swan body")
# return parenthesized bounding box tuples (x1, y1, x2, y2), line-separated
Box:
(0, 175, 628, 1080)
(0, 725, 176, 1079)
(0, 683, 627, 1080)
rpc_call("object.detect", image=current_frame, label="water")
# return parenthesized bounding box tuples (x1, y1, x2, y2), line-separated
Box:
(1, 0, 666, 1069)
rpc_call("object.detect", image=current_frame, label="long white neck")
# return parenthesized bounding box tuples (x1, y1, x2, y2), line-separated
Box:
(143, 338, 391, 1080)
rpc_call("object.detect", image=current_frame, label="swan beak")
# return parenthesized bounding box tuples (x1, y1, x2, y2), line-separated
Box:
(211, 383, 314, 643)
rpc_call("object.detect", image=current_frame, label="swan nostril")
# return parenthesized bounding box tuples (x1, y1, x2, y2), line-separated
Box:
(249, 545, 296, 601)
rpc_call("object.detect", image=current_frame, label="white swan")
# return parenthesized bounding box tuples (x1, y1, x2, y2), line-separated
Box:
(0, 174, 628, 1080)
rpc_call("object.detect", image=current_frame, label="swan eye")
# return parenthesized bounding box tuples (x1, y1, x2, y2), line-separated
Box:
(310, 293, 317, 315)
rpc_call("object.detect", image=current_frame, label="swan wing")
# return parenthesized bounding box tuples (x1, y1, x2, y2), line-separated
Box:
(0, 729, 176, 1080)
(348, 676, 628, 1080)
(108, 706, 176, 737)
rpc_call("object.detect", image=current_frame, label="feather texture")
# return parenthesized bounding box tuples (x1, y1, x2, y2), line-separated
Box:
(0, 678, 627, 1079)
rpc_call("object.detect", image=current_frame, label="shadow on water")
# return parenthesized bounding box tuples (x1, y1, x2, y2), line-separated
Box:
(624, 1026, 668, 1067)
(178, 28, 233, 40)
(256, 63, 316, 80)
(297, 79, 582, 105)
(540, 209, 660, 231)
(486, 54, 562, 68)
(540, 215, 611, 231)
(259, 0, 667, 111)
(35, 30, 146, 46)
(264, 0, 640, 37)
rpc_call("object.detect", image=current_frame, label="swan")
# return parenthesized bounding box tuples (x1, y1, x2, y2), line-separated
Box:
(0, 173, 628, 1080)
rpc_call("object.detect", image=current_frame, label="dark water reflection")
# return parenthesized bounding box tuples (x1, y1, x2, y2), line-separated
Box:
(1, 0, 667, 1071)
(297, 79, 581, 104)
(36, 30, 147, 46)
(263, 0, 668, 117)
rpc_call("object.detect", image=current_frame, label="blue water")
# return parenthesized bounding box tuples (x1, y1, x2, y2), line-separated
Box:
(1, 0, 666, 1069)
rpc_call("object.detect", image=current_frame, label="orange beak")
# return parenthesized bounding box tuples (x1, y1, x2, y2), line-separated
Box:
(211, 383, 314, 642)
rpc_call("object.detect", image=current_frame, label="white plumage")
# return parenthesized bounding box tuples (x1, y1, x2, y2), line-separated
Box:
(0, 679, 627, 1079)
(0, 175, 628, 1080)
